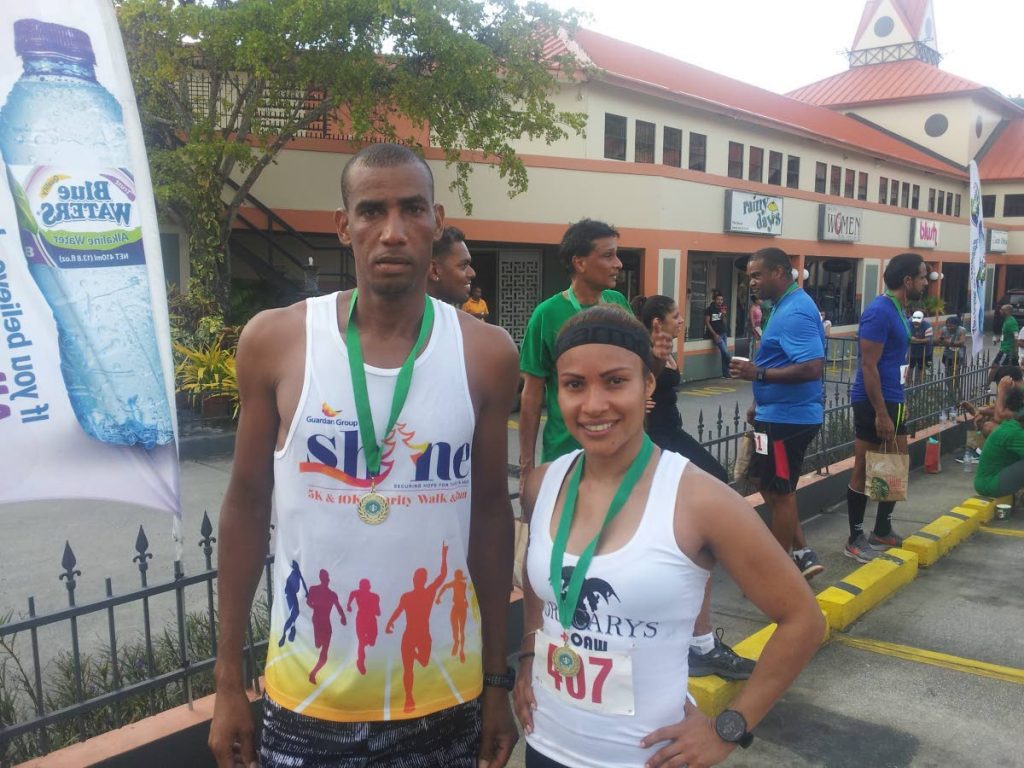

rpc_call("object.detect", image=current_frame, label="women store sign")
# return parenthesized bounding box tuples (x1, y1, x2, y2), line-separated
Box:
(818, 204, 862, 242)
(910, 218, 940, 249)
(724, 190, 783, 236)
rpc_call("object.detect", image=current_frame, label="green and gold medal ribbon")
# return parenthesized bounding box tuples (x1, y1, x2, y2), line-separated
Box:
(760, 281, 799, 335)
(565, 284, 602, 312)
(884, 290, 912, 340)
(346, 290, 434, 480)
(550, 435, 654, 634)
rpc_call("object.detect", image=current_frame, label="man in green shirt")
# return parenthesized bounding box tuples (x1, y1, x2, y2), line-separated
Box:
(990, 304, 1020, 383)
(519, 219, 632, 467)
(975, 388, 1024, 497)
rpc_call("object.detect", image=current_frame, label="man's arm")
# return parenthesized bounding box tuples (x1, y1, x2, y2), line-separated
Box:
(860, 338, 894, 440)
(703, 312, 718, 342)
(463, 318, 521, 767)
(208, 310, 287, 768)
(733, 358, 822, 383)
(518, 374, 545, 478)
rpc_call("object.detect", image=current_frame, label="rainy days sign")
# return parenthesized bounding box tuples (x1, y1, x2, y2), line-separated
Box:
(724, 190, 783, 236)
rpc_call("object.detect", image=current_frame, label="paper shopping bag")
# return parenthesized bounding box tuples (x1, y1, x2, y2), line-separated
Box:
(512, 519, 529, 590)
(866, 448, 909, 502)
(734, 432, 754, 483)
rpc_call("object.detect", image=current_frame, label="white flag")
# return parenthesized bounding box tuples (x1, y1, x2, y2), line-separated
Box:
(0, 1, 180, 514)
(968, 161, 986, 360)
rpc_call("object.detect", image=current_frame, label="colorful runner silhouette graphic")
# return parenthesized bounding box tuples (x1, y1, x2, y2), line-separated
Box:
(385, 542, 448, 712)
(347, 578, 381, 675)
(306, 569, 347, 684)
(436, 569, 469, 663)
(278, 560, 308, 647)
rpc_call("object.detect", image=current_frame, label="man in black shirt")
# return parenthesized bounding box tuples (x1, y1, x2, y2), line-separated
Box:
(704, 293, 731, 378)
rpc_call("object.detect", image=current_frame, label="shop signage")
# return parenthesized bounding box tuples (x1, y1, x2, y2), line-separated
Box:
(724, 190, 782, 236)
(818, 204, 862, 242)
(910, 217, 940, 249)
(987, 229, 1009, 253)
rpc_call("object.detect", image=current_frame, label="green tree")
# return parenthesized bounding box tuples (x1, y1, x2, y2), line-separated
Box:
(117, 0, 587, 311)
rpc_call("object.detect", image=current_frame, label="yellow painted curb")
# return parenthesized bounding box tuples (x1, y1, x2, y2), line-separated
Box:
(816, 547, 918, 631)
(960, 495, 1010, 524)
(903, 506, 983, 566)
(688, 613, 830, 717)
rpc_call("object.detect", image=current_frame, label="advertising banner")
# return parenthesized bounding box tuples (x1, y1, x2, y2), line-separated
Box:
(724, 190, 783, 236)
(968, 161, 986, 358)
(987, 229, 1008, 254)
(0, 1, 180, 514)
(909, 217, 940, 249)
(818, 204, 863, 242)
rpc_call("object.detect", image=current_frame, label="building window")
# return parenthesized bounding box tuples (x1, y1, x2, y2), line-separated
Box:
(928, 188, 936, 212)
(604, 113, 627, 161)
(879, 176, 889, 204)
(890, 179, 899, 207)
(844, 169, 855, 198)
(982, 195, 996, 218)
(663, 126, 682, 168)
(768, 151, 783, 185)
(830, 165, 841, 196)
(787, 156, 800, 189)
(749, 146, 764, 183)
(634, 120, 655, 163)
(937, 190, 945, 213)
(728, 141, 744, 179)
(900, 182, 910, 209)
(945, 192, 954, 216)
(689, 132, 706, 172)
(912, 184, 920, 210)
(1004, 194, 1024, 216)
(954, 194, 962, 218)
(857, 171, 868, 201)
(815, 162, 827, 194)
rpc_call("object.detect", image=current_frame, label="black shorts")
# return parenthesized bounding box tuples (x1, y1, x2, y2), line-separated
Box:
(748, 421, 820, 494)
(908, 355, 931, 369)
(260, 696, 481, 767)
(993, 351, 1018, 367)
(853, 400, 909, 443)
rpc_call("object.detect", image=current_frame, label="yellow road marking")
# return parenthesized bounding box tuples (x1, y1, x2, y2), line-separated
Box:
(834, 635, 1024, 686)
(507, 416, 546, 429)
(979, 526, 1024, 538)
(681, 386, 737, 397)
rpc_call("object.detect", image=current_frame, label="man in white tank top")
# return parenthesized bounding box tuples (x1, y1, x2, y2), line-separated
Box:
(209, 144, 520, 768)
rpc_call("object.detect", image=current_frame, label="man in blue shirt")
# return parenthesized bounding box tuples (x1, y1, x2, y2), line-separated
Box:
(845, 253, 929, 562)
(731, 248, 826, 579)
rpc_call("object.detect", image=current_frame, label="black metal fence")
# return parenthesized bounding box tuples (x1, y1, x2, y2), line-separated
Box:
(695, 350, 992, 483)
(0, 515, 273, 765)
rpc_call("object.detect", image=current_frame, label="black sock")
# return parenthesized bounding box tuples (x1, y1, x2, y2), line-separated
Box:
(874, 501, 896, 537)
(847, 486, 868, 542)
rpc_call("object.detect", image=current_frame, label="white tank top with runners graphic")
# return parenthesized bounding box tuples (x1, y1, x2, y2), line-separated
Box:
(265, 292, 481, 722)
(525, 449, 709, 768)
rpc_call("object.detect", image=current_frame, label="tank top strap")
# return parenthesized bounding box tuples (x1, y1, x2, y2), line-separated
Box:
(530, 450, 581, 532)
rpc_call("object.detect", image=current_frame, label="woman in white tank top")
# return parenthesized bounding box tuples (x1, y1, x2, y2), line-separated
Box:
(514, 306, 824, 768)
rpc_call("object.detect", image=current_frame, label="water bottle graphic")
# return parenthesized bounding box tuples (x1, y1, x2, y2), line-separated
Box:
(0, 19, 173, 449)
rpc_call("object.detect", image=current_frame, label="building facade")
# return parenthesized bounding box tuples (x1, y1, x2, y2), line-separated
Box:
(166, 0, 1023, 381)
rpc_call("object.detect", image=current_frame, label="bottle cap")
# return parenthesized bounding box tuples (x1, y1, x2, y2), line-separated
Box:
(14, 19, 95, 66)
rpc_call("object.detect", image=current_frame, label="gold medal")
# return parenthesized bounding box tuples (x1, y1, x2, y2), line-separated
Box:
(357, 490, 390, 525)
(552, 644, 582, 677)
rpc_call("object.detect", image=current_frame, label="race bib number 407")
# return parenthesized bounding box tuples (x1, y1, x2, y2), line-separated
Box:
(534, 630, 636, 715)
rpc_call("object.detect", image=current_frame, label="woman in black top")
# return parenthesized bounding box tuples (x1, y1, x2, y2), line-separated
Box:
(632, 295, 729, 482)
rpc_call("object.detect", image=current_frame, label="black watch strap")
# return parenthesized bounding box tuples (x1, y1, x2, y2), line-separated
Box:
(483, 667, 515, 690)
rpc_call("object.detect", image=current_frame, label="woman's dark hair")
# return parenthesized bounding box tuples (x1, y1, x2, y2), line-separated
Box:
(630, 294, 676, 331)
(883, 252, 925, 290)
(1005, 386, 1024, 419)
(555, 305, 653, 372)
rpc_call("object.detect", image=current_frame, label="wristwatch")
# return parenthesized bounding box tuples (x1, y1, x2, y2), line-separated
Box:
(755, 367, 768, 383)
(714, 709, 754, 748)
(483, 667, 516, 690)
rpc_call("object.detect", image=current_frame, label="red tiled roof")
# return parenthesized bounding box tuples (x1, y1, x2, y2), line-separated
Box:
(570, 28, 964, 179)
(787, 60, 986, 107)
(978, 119, 1024, 181)
(853, 0, 932, 48)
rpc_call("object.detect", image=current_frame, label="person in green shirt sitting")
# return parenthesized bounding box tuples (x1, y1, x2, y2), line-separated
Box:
(975, 386, 1024, 498)
(989, 305, 1020, 384)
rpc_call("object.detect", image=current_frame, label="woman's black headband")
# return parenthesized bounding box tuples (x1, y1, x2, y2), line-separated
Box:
(554, 322, 654, 371)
